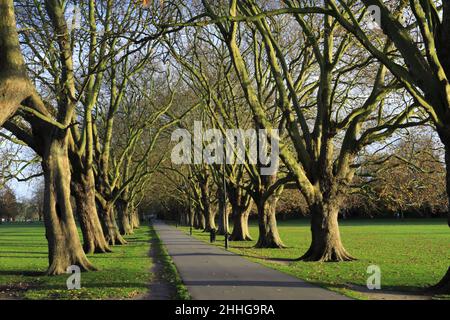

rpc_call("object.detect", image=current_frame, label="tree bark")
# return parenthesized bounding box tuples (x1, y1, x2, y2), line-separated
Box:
(300, 199, 354, 262)
(204, 210, 216, 232)
(42, 138, 95, 275)
(443, 144, 450, 228)
(97, 200, 127, 246)
(0, 0, 30, 125)
(188, 204, 194, 228)
(200, 182, 216, 232)
(116, 198, 133, 235)
(254, 195, 284, 248)
(432, 144, 450, 291)
(131, 208, 140, 229)
(229, 202, 253, 241)
(217, 207, 230, 236)
(194, 206, 205, 230)
(72, 169, 111, 254)
(216, 188, 230, 236)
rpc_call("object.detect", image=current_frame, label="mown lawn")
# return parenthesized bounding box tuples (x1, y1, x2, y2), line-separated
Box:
(180, 218, 450, 299)
(0, 223, 153, 299)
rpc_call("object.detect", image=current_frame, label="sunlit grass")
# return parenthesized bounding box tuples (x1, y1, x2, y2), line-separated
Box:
(0, 223, 152, 299)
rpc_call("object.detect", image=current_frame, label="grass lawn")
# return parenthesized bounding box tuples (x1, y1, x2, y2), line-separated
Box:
(0, 222, 183, 300)
(180, 218, 450, 299)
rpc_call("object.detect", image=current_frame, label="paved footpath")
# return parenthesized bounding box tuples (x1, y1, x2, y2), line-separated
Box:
(153, 220, 350, 300)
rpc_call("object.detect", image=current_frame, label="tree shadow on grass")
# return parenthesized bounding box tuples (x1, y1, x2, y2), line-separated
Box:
(0, 270, 44, 277)
(28, 282, 149, 291)
(0, 256, 47, 259)
(0, 251, 48, 255)
(227, 245, 254, 249)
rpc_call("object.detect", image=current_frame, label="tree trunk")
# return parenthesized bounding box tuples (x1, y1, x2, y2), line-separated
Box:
(200, 182, 216, 232)
(131, 208, 140, 229)
(432, 145, 450, 292)
(42, 138, 95, 275)
(188, 205, 194, 228)
(300, 199, 354, 262)
(72, 170, 111, 254)
(217, 207, 230, 235)
(443, 144, 450, 227)
(0, 0, 30, 125)
(229, 203, 253, 241)
(98, 200, 127, 246)
(194, 207, 205, 230)
(216, 189, 230, 235)
(192, 208, 200, 229)
(254, 195, 284, 248)
(204, 210, 216, 232)
(116, 199, 133, 235)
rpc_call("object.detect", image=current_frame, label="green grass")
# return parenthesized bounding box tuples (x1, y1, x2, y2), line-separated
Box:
(180, 218, 450, 299)
(0, 223, 154, 299)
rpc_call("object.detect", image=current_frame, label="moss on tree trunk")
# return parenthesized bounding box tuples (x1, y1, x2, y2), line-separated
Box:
(98, 201, 127, 246)
(194, 207, 205, 230)
(300, 199, 354, 262)
(116, 199, 133, 236)
(216, 188, 230, 236)
(200, 180, 216, 232)
(42, 138, 96, 275)
(131, 208, 140, 229)
(254, 195, 284, 248)
(72, 170, 111, 254)
(229, 203, 252, 241)
(0, 0, 30, 125)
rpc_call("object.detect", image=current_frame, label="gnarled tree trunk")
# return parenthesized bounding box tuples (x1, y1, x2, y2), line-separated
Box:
(42, 137, 95, 275)
(300, 197, 354, 262)
(254, 194, 284, 248)
(194, 206, 205, 230)
(72, 169, 111, 254)
(97, 200, 126, 246)
(188, 204, 194, 228)
(200, 182, 216, 232)
(432, 144, 450, 292)
(230, 202, 253, 241)
(216, 188, 230, 236)
(131, 208, 140, 229)
(0, 0, 30, 125)
(116, 198, 133, 236)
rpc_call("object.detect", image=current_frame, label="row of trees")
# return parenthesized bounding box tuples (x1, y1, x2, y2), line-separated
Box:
(155, 130, 447, 221)
(0, 0, 448, 293)
(145, 0, 448, 292)
(0, 0, 191, 274)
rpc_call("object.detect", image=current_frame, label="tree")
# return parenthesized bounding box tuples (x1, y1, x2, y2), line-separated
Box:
(0, 185, 18, 221)
(165, 20, 288, 247)
(1, 0, 95, 274)
(355, 131, 447, 217)
(318, 0, 450, 294)
(0, 0, 29, 125)
(182, 0, 419, 257)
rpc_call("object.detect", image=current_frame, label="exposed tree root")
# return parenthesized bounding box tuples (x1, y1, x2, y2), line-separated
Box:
(229, 234, 253, 241)
(46, 256, 97, 276)
(299, 245, 356, 262)
(254, 237, 286, 249)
